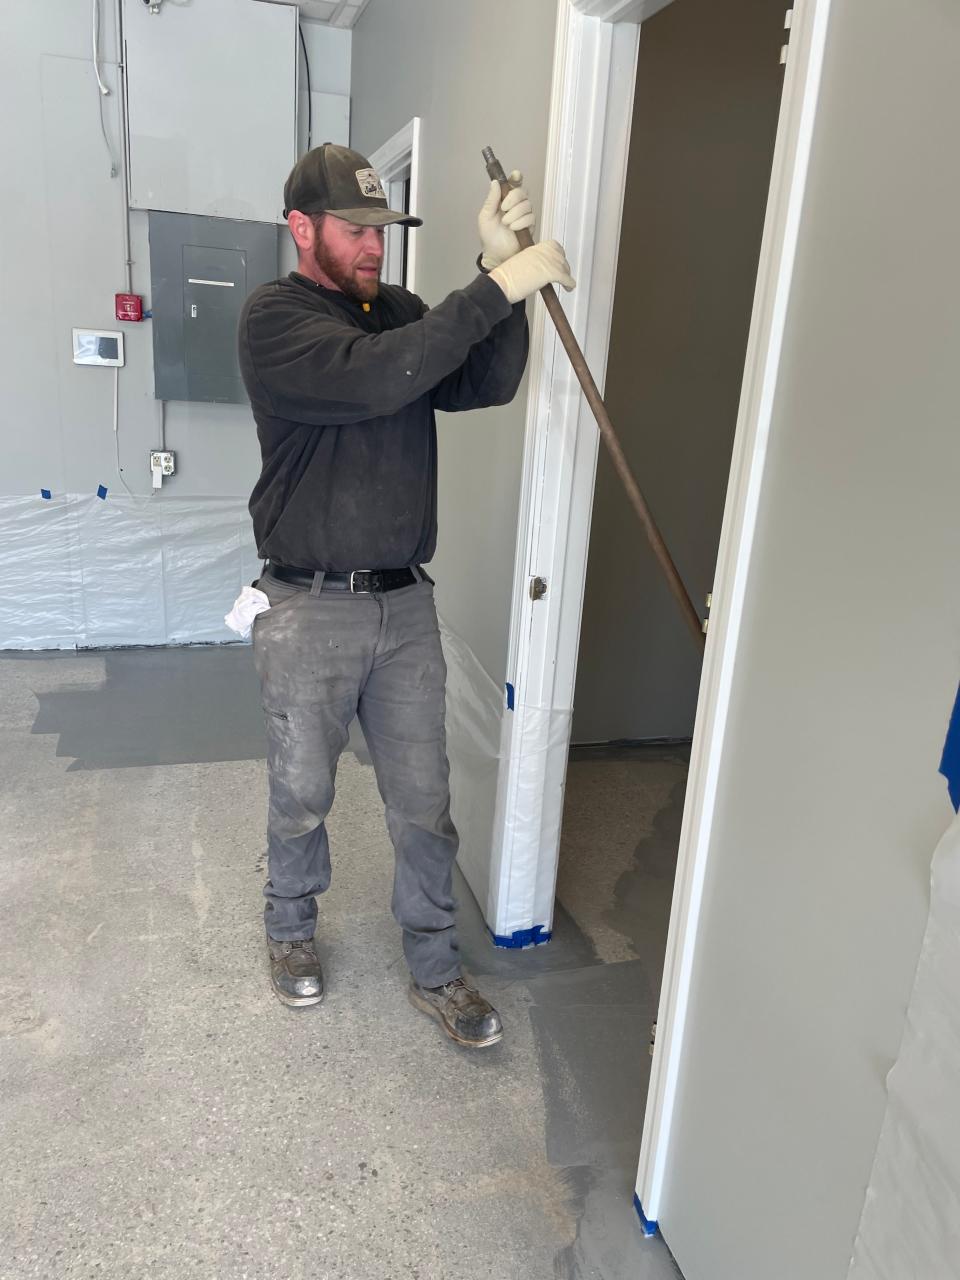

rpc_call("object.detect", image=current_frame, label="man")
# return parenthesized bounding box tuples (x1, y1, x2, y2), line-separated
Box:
(238, 143, 574, 1049)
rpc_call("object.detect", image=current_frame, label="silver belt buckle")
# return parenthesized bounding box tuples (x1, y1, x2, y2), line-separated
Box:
(350, 569, 373, 593)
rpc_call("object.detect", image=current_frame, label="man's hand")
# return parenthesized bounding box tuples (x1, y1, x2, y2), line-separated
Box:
(489, 241, 576, 305)
(478, 172, 535, 270)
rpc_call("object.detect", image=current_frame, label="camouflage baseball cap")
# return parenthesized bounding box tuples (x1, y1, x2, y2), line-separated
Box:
(282, 143, 422, 227)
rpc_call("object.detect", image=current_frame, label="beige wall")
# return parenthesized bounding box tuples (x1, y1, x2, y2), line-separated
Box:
(659, 2, 960, 1277)
(350, 0, 557, 682)
(572, 0, 784, 742)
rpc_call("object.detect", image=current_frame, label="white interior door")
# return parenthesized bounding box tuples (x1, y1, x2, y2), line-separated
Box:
(640, 2, 960, 1272)
(635, 0, 834, 1227)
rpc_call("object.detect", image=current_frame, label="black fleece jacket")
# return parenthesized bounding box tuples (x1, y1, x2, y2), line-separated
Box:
(238, 270, 529, 571)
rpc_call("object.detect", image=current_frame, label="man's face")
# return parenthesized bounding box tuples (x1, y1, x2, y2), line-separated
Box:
(312, 215, 385, 302)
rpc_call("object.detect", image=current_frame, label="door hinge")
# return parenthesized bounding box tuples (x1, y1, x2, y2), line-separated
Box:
(781, 7, 793, 65)
(702, 591, 713, 635)
(529, 576, 548, 602)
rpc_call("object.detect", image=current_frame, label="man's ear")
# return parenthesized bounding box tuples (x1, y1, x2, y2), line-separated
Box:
(287, 210, 315, 254)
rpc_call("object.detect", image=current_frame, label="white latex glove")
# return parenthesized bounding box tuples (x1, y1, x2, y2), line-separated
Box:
(478, 171, 536, 269)
(489, 240, 576, 305)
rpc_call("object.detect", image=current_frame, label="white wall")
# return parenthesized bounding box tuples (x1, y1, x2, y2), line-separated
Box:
(349, 0, 557, 685)
(658, 2, 960, 1277)
(123, 0, 298, 224)
(0, 1, 350, 646)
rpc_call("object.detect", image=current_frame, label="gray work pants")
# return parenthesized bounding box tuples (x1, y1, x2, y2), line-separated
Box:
(251, 569, 461, 988)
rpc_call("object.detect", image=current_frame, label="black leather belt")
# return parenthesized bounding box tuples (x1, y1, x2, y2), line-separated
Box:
(267, 563, 420, 594)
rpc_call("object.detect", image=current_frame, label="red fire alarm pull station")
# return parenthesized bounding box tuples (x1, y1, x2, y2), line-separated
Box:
(115, 293, 144, 323)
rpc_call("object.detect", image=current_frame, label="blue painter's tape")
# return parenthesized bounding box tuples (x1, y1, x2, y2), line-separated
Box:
(633, 1194, 658, 1238)
(487, 923, 552, 949)
(506, 681, 515, 711)
(40, 489, 52, 500)
(940, 682, 960, 812)
(96, 484, 108, 500)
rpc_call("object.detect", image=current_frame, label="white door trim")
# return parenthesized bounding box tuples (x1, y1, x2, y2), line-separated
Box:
(368, 117, 422, 292)
(635, 0, 835, 1225)
(485, 2, 641, 941)
(569, 0, 673, 21)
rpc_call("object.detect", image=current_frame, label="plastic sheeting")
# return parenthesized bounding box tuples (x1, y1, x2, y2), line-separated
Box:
(488, 701, 573, 942)
(439, 618, 504, 925)
(0, 493, 260, 649)
(847, 811, 960, 1280)
(440, 618, 574, 945)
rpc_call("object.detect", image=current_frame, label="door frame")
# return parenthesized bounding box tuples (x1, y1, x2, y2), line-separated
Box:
(368, 116, 422, 292)
(489, 0, 836, 1227)
(486, 5, 642, 943)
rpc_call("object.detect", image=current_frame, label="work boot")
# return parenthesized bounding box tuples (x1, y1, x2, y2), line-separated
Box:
(408, 976, 503, 1049)
(267, 936, 324, 1007)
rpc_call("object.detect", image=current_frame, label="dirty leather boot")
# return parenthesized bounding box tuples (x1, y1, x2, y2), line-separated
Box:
(267, 936, 324, 1007)
(408, 976, 503, 1048)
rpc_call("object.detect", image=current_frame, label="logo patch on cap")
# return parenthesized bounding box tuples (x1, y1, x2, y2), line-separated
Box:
(355, 168, 386, 200)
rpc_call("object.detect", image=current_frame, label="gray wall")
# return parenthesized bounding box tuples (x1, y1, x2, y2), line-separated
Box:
(350, 0, 557, 683)
(659, 2, 960, 1277)
(572, 0, 784, 742)
(0, 4, 347, 508)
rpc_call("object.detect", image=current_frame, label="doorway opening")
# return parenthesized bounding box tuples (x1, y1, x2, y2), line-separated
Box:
(559, 0, 785, 942)
(541, 0, 790, 1241)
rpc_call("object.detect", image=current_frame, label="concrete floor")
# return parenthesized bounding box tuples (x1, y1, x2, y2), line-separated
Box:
(0, 646, 686, 1279)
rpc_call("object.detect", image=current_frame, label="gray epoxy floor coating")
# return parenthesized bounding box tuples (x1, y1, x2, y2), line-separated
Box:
(1, 646, 686, 1279)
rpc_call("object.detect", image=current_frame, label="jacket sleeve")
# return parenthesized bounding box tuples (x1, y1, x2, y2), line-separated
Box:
(429, 293, 529, 413)
(242, 275, 514, 427)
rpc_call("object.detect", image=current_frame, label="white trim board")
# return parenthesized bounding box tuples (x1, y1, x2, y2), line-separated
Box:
(570, 0, 674, 21)
(368, 117, 422, 293)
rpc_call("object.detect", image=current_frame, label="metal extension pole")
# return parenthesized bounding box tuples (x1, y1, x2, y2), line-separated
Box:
(482, 147, 706, 654)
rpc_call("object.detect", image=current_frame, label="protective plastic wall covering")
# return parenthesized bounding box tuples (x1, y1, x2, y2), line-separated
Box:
(439, 620, 571, 945)
(0, 494, 260, 649)
(488, 703, 573, 942)
(847, 811, 960, 1280)
(439, 619, 504, 923)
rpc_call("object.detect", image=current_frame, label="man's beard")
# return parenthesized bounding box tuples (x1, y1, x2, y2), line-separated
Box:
(313, 237, 381, 303)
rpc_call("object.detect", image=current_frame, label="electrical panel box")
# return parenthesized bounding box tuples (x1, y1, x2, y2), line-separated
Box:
(148, 212, 278, 405)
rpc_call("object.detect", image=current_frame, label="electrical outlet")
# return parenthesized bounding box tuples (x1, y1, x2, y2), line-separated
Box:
(150, 451, 175, 476)
(149, 450, 176, 490)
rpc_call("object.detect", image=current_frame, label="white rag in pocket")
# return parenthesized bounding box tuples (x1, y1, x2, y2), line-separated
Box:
(224, 585, 271, 640)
